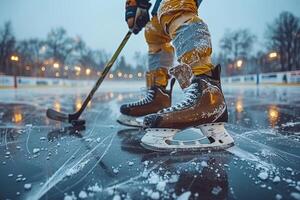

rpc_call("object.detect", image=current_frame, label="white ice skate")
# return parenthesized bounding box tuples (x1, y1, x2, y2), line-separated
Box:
(117, 114, 144, 127)
(141, 123, 234, 152)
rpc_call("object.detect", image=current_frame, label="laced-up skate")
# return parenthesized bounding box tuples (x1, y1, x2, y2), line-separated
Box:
(141, 64, 234, 152)
(117, 68, 174, 127)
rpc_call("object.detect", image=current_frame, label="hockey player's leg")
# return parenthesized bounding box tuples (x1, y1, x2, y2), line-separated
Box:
(141, 1, 234, 151)
(117, 16, 174, 127)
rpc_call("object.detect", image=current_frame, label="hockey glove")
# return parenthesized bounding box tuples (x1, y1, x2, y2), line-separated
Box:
(125, 0, 151, 34)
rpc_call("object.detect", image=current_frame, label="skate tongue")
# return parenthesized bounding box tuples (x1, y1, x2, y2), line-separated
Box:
(169, 64, 193, 89)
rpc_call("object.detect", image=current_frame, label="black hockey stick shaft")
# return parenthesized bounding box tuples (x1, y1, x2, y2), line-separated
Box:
(70, 31, 132, 120)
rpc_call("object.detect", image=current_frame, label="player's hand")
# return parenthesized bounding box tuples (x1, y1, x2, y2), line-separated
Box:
(125, 0, 151, 34)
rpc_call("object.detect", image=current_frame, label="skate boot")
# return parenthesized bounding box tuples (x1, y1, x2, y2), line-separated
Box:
(117, 67, 174, 127)
(141, 64, 234, 152)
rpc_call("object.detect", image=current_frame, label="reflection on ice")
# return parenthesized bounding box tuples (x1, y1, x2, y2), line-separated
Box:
(268, 105, 280, 128)
(0, 84, 299, 200)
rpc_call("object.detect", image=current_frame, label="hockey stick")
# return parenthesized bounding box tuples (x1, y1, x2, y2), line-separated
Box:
(46, 31, 132, 124)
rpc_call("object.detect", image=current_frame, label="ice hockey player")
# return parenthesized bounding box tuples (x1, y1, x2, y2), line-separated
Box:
(118, 0, 234, 151)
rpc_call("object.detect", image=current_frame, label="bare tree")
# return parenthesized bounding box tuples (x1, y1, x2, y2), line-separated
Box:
(266, 12, 300, 71)
(17, 39, 45, 76)
(0, 22, 16, 75)
(219, 29, 256, 75)
(45, 27, 78, 75)
(220, 29, 256, 60)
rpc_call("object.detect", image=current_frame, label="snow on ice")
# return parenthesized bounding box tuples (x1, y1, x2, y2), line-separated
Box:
(258, 171, 269, 180)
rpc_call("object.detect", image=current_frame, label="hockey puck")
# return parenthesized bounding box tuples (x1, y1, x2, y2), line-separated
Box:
(71, 119, 86, 127)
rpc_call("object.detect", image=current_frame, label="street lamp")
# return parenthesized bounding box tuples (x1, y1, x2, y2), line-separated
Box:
(85, 68, 91, 76)
(74, 66, 81, 72)
(10, 55, 19, 62)
(10, 55, 19, 88)
(268, 52, 278, 59)
(236, 59, 243, 68)
(117, 72, 123, 78)
(53, 63, 60, 69)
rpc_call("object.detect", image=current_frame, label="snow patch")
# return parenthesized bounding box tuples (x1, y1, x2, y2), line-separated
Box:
(258, 171, 268, 180)
(33, 148, 40, 154)
(87, 183, 102, 193)
(291, 192, 300, 200)
(150, 191, 160, 200)
(177, 191, 191, 200)
(156, 181, 166, 191)
(112, 194, 121, 200)
(78, 190, 88, 199)
(201, 161, 208, 167)
(275, 194, 283, 200)
(211, 186, 222, 196)
(273, 176, 281, 183)
(24, 183, 32, 190)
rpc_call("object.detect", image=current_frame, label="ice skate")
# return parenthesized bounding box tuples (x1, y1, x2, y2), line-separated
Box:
(117, 68, 174, 127)
(141, 64, 234, 152)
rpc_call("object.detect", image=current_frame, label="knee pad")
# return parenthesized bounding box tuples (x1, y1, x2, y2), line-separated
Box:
(172, 18, 212, 61)
(148, 43, 174, 71)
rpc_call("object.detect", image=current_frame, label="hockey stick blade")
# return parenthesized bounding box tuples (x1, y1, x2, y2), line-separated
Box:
(46, 108, 70, 123)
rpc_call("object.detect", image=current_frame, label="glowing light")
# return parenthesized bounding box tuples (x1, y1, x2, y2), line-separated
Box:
(41, 66, 45, 71)
(54, 101, 61, 112)
(40, 46, 47, 53)
(117, 94, 123, 101)
(12, 113, 22, 123)
(268, 106, 279, 127)
(109, 92, 114, 98)
(137, 72, 143, 78)
(86, 68, 91, 76)
(10, 55, 19, 62)
(117, 72, 123, 77)
(55, 72, 60, 77)
(236, 99, 243, 113)
(76, 98, 82, 111)
(97, 71, 102, 76)
(25, 66, 30, 71)
(269, 52, 278, 59)
(109, 74, 114, 79)
(53, 63, 60, 69)
(129, 74, 133, 79)
(64, 66, 69, 71)
(236, 60, 243, 68)
(74, 66, 81, 72)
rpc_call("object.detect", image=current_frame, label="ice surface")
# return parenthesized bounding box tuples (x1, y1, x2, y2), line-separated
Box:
(0, 84, 299, 200)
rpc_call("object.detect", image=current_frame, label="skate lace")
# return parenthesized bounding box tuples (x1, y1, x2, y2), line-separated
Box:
(129, 89, 155, 106)
(160, 83, 199, 113)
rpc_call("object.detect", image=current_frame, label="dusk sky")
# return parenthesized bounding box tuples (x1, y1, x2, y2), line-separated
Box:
(1, 0, 300, 65)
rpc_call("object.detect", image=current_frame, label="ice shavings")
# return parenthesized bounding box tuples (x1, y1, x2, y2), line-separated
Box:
(291, 192, 300, 200)
(66, 159, 90, 177)
(78, 190, 88, 199)
(211, 186, 222, 196)
(177, 191, 191, 200)
(258, 171, 269, 181)
(24, 183, 32, 190)
(33, 148, 40, 154)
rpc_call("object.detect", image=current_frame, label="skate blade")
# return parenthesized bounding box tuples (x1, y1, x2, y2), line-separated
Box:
(117, 114, 144, 128)
(141, 123, 234, 152)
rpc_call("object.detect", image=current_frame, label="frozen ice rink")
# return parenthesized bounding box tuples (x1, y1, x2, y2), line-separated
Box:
(0, 82, 299, 200)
